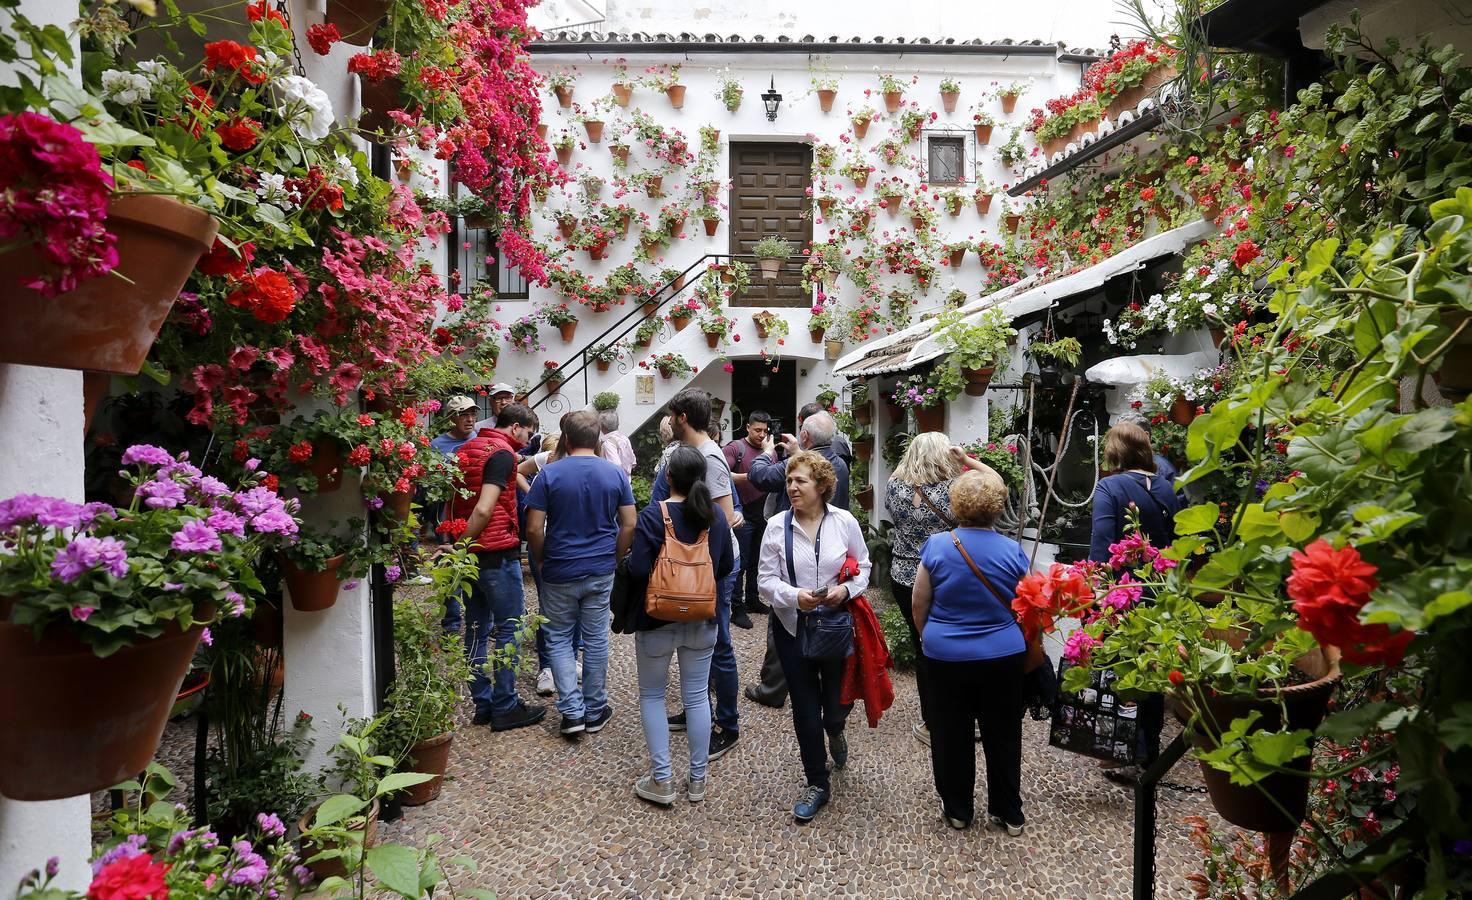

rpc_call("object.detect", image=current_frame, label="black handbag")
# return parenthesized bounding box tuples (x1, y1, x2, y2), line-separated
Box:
(609, 555, 644, 635)
(785, 512, 854, 662)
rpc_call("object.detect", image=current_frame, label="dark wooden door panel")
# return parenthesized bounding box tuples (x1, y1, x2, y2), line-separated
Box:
(729, 142, 812, 307)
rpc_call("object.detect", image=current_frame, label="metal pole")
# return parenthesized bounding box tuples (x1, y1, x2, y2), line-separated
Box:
(1134, 733, 1189, 900)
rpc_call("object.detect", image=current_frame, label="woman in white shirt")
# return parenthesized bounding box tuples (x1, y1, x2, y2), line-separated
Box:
(758, 450, 871, 824)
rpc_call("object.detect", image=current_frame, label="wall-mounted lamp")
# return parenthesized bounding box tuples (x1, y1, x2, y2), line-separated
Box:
(761, 78, 783, 122)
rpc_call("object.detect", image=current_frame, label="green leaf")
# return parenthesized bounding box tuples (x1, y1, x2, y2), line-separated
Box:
(1174, 503, 1221, 535)
(1247, 728, 1313, 767)
(463, 890, 499, 900)
(1318, 702, 1395, 742)
(313, 794, 367, 828)
(1423, 591, 1472, 625)
(375, 771, 435, 798)
(1279, 510, 1320, 542)
(367, 845, 422, 898)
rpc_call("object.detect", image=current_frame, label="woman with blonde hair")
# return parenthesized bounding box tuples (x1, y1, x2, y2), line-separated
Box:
(886, 431, 999, 745)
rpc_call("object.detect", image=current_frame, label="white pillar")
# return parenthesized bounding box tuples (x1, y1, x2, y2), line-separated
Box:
(0, 365, 93, 892)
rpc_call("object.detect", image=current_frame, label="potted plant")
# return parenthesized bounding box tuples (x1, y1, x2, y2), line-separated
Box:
(889, 372, 948, 433)
(812, 75, 839, 112)
(697, 200, 723, 237)
(939, 77, 962, 113)
(879, 73, 907, 112)
(943, 241, 971, 268)
(541, 359, 566, 393)
(666, 296, 702, 331)
(972, 108, 996, 144)
(998, 80, 1027, 114)
(840, 156, 874, 189)
(547, 69, 576, 107)
(824, 333, 845, 360)
(717, 70, 743, 112)
(697, 312, 736, 349)
(1002, 200, 1024, 234)
(643, 352, 695, 380)
(997, 128, 1028, 167)
(936, 307, 1016, 396)
(0, 446, 299, 800)
(1028, 335, 1083, 386)
(280, 527, 357, 612)
(552, 130, 576, 166)
(652, 64, 684, 108)
(611, 64, 634, 106)
(876, 180, 907, 218)
(592, 391, 621, 412)
(752, 310, 789, 341)
(542, 302, 580, 342)
(899, 108, 932, 143)
(588, 342, 620, 372)
(973, 179, 996, 214)
(907, 197, 936, 233)
(634, 317, 662, 348)
(809, 305, 836, 343)
(850, 106, 877, 140)
(752, 234, 795, 279)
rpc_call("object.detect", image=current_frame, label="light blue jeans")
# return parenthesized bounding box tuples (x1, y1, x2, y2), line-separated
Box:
(540, 572, 614, 720)
(636, 620, 717, 782)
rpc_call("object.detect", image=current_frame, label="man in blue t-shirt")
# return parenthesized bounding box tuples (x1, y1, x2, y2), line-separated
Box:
(525, 409, 636, 737)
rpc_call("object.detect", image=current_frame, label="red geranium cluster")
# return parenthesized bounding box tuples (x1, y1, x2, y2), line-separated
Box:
(1081, 39, 1176, 98)
(1013, 563, 1096, 642)
(436, 518, 469, 539)
(346, 49, 402, 83)
(87, 852, 170, 900)
(0, 112, 118, 297)
(1287, 539, 1414, 666)
(225, 268, 298, 324)
(284, 167, 344, 212)
(197, 239, 256, 278)
(306, 23, 341, 55)
(215, 117, 261, 152)
(246, 0, 288, 25)
(202, 40, 268, 86)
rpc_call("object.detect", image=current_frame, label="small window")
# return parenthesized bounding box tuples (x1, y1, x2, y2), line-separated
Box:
(453, 223, 528, 300)
(927, 136, 966, 185)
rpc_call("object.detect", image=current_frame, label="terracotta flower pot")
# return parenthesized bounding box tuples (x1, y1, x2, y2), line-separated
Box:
(810, 327, 825, 344)
(612, 83, 633, 106)
(583, 120, 604, 143)
(1001, 94, 1018, 114)
(853, 120, 870, 140)
(703, 218, 719, 237)
(307, 440, 345, 493)
(976, 195, 993, 215)
(1435, 309, 1472, 400)
(817, 198, 835, 216)
(642, 300, 659, 317)
(325, 0, 388, 43)
(673, 273, 687, 290)
(825, 339, 844, 360)
(381, 490, 413, 522)
(910, 216, 926, 232)
(1196, 194, 1221, 221)
(357, 74, 405, 133)
(0, 194, 218, 374)
(557, 219, 576, 240)
(975, 124, 993, 144)
(672, 316, 691, 332)
(646, 176, 663, 198)
(852, 171, 870, 189)
(553, 85, 573, 108)
(611, 145, 629, 164)
(960, 365, 995, 397)
(941, 91, 959, 114)
(1106, 67, 1175, 121)
(558, 321, 578, 342)
(754, 321, 771, 339)
(401, 732, 455, 806)
(914, 405, 945, 433)
(757, 259, 781, 280)
(884, 202, 900, 218)
(0, 615, 207, 800)
(855, 405, 872, 426)
(595, 359, 612, 373)
(856, 485, 875, 509)
(1170, 394, 1198, 426)
(283, 554, 348, 612)
(546, 378, 563, 393)
(705, 333, 721, 349)
(555, 145, 573, 166)
(818, 89, 837, 112)
(855, 438, 874, 462)
(1005, 214, 1022, 234)
(666, 84, 686, 109)
(948, 249, 965, 268)
(300, 799, 379, 880)
(886, 401, 904, 424)
(536, 123, 547, 139)
(882, 91, 903, 112)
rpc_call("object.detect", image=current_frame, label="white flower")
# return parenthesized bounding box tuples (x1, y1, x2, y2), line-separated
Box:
(135, 59, 167, 80)
(100, 69, 151, 105)
(256, 172, 298, 205)
(275, 74, 334, 142)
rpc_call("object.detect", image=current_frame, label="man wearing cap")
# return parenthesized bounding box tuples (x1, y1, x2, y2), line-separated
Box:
(477, 383, 543, 457)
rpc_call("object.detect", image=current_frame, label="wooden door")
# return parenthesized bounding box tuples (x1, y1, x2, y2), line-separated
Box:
(729, 142, 813, 307)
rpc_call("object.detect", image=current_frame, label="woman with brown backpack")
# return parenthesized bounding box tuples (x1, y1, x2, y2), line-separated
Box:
(625, 446, 735, 806)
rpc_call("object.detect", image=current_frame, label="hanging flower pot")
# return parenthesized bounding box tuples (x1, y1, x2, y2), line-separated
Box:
(612, 83, 633, 106)
(825, 338, 844, 360)
(0, 614, 208, 801)
(646, 175, 663, 198)
(960, 365, 995, 397)
(886, 400, 904, 424)
(642, 300, 659, 317)
(357, 74, 405, 133)
(914, 404, 945, 433)
(702, 218, 719, 237)
(555, 145, 573, 166)
(856, 485, 875, 509)
(637, 332, 654, 348)
(0, 194, 218, 374)
(941, 91, 959, 114)
(673, 273, 688, 291)
(307, 441, 346, 493)
(558, 321, 578, 342)
(595, 358, 612, 373)
(583, 120, 604, 143)
(817, 198, 835, 217)
(666, 84, 687, 108)
(975, 124, 994, 144)
(882, 91, 903, 112)
(852, 171, 870, 189)
(853, 120, 870, 141)
(283, 554, 348, 612)
(380, 491, 413, 523)
(1005, 213, 1022, 234)
(557, 218, 576, 240)
(546, 377, 564, 393)
(1001, 94, 1018, 114)
(757, 259, 781, 279)
(976, 194, 994, 215)
(1210, 326, 1228, 349)
(1435, 309, 1472, 400)
(326, 0, 389, 43)
(855, 404, 872, 426)
(611, 144, 629, 164)
(1170, 394, 1198, 426)
(910, 215, 926, 232)
(536, 123, 547, 139)
(948, 248, 966, 268)
(705, 333, 721, 350)
(553, 85, 574, 108)
(299, 800, 380, 880)
(855, 436, 874, 461)
(818, 89, 837, 112)
(672, 316, 691, 332)
(810, 327, 826, 344)
(401, 732, 455, 806)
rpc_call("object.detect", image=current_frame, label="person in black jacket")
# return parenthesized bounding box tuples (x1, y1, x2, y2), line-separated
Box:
(625, 446, 735, 807)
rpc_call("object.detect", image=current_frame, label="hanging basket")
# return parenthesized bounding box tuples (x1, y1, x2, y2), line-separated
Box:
(595, 359, 612, 373)
(357, 74, 405, 134)
(0, 614, 208, 801)
(401, 732, 455, 806)
(325, 0, 388, 43)
(960, 365, 995, 397)
(380, 490, 412, 522)
(940, 91, 959, 114)
(853, 121, 870, 141)
(1004, 214, 1023, 234)
(0, 194, 218, 374)
(976, 195, 994, 215)
(555, 145, 573, 166)
(611, 145, 629, 164)
(948, 249, 966, 268)
(914, 404, 945, 433)
(283, 554, 348, 612)
(672, 316, 691, 332)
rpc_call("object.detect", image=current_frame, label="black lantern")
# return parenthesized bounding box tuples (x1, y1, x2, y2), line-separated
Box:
(761, 77, 782, 121)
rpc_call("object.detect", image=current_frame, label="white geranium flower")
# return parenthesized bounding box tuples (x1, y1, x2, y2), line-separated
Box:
(100, 69, 151, 105)
(256, 172, 298, 206)
(330, 153, 360, 187)
(275, 74, 335, 142)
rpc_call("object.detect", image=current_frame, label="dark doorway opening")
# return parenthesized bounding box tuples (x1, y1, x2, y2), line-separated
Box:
(727, 359, 797, 444)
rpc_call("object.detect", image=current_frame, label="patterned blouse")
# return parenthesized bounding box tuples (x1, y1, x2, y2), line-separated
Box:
(886, 478, 957, 587)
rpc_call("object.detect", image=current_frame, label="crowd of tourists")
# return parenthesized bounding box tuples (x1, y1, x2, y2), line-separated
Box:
(426, 384, 1179, 828)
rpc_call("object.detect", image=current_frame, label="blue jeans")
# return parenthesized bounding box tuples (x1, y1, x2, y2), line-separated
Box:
(442, 592, 463, 635)
(464, 556, 527, 717)
(736, 516, 767, 607)
(539, 573, 614, 720)
(711, 569, 740, 732)
(636, 621, 717, 781)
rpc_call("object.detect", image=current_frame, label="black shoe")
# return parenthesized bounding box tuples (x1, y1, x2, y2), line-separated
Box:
(471, 707, 493, 726)
(668, 710, 687, 732)
(744, 685, 785, 709)
(490, 702, 546, 732)
(560, 715, 586, 736)
(1102, 765, 1143, 786)
(730, 608, 754, 630)
(584, 705, 614, 733)
(745, 599, 772, 615)
(829, 730, 848, 770)
(708, 726, 739, 761)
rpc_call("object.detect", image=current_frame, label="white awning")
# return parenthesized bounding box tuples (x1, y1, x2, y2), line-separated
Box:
(832, 219, 1217, 378)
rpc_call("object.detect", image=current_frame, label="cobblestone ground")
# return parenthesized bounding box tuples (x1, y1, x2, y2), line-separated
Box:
(376, 578, 1228, 899)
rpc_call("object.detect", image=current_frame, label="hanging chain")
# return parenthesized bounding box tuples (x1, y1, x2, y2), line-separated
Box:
(275, 0, 308, 77)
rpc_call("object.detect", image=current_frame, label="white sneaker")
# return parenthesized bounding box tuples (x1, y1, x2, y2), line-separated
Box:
(408, 574, 433, 586)
(912, 722, 930, 746)
(687, 776, 707, 803)
(536, 668, 555, 696)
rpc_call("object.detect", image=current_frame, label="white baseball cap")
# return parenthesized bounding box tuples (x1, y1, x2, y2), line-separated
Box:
(488, 382, 515, 397)
(445, 395, 477, 414)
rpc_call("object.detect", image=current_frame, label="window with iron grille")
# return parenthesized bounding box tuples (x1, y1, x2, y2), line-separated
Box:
(454, 223, 527, 299)
(927, 136, 966, 185)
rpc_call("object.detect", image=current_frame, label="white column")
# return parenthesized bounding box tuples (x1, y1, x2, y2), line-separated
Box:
(0, 366, 92, 892)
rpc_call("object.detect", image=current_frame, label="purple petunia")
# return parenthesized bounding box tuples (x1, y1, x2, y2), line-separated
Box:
(51, 535, 129, 583)
(136, 478, 186, 510)
(171, 520, 222, 553)
(0, 495, 55, 531)
(120, 444, 174, 467)
(77, 501, 115, 528)
(207, 508, 247, 537)
(195, 476, 231, 498)
(227, 840, 269, 886)
(256, 812, 286, 838)
(92, 834, 147, 875)
(226, 592, 247, 618)
(245, 458, 262, 472)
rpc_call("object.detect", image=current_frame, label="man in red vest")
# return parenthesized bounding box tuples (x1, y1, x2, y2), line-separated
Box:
(448, 402, 544, 730)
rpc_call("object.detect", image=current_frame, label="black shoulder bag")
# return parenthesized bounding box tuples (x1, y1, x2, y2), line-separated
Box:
(785, 512, 854, 662)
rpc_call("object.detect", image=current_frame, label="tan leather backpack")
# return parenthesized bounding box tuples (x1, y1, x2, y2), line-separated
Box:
(645, 500, 717, 622)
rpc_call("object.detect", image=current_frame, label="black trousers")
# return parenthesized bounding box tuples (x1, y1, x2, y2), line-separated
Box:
(926, 652, 1026, 826)
(737, 514, 767, 607)
(773, 621, 850, 792)
(889, 578, 933, 728)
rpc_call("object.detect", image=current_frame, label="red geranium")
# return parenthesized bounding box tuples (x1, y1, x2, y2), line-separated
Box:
(307, 22, 341, 55)
(1013, 563, 1095, 642)
(215, 118, 261, 152)
(225, 268, 297, 324)
(202, 40, 267, 86)
(346, 50, 403, 83)
(1231, 239, 1262, 270)
(196, 239, 255, 278)
(287, 440, 314, 463)
(348, 444, 372, 466)
(1287, 540, 1414, 666)
(246, 0, 287, 25)
(436, 518, 468, 539)
(87, 852, 170, 900)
